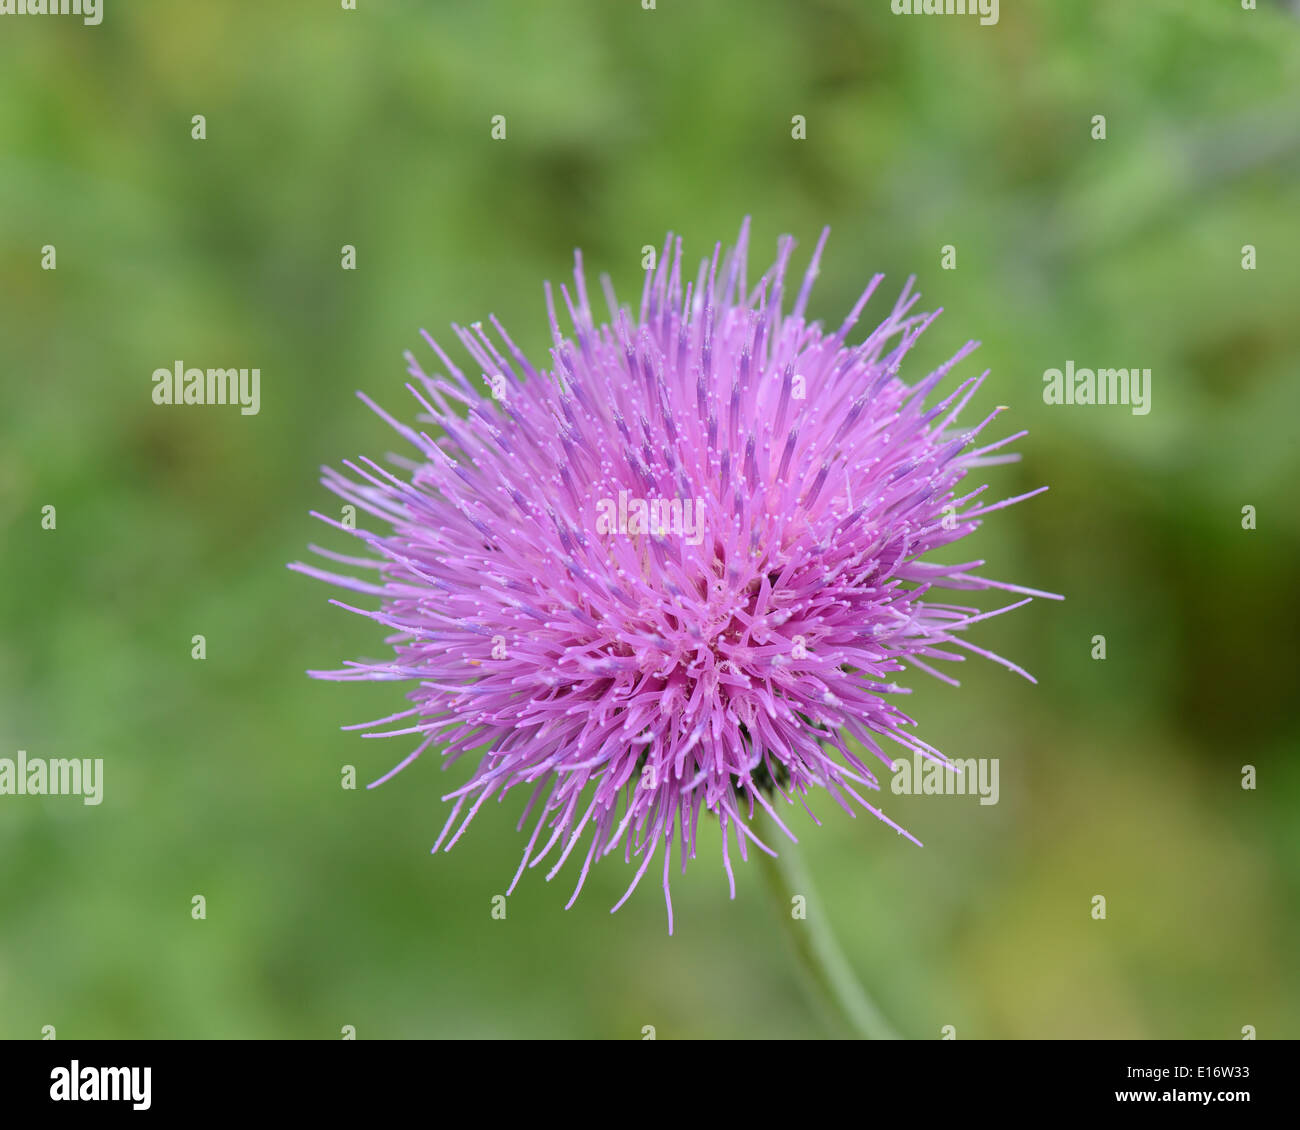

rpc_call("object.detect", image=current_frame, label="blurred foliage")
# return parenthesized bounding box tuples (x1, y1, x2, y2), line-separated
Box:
(1, 0, 1297, 1038)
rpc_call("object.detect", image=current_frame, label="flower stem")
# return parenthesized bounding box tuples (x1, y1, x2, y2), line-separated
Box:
(756, 809, 901, 1040)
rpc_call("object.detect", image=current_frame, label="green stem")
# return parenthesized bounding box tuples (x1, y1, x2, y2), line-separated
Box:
(756, 808, 901, 1040)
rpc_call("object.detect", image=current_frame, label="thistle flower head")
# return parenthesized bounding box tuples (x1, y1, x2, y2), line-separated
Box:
(294, 220, 1057, 932)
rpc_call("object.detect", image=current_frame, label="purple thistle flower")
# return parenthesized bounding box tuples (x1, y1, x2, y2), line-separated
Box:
(293, 219, 1059, 933)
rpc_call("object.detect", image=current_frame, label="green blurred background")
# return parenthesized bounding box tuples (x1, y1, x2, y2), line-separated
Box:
(2, 0, 1298, 1039)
